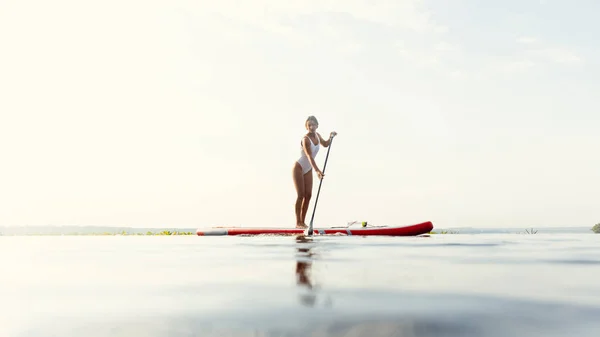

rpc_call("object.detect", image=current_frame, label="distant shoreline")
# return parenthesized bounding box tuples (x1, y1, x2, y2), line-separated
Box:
(0, 226, 197, 236)
(0, 225, 595, 236)
(0, 231, 195, 236)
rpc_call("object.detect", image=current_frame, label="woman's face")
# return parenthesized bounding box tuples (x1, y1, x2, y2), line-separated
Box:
(306, 120, 318, 133)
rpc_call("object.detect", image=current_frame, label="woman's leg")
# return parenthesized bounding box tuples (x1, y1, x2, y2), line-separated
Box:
(300, 169, 313, 225)
(292, 162, 306, 227)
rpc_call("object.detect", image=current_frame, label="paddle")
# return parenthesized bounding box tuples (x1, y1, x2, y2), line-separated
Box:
(305, 135, 335, 236)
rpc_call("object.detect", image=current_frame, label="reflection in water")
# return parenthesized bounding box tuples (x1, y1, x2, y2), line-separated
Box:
(295, 235, 317, 307)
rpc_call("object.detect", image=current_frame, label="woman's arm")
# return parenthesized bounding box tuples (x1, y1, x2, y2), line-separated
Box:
(317, 132, 336, 147)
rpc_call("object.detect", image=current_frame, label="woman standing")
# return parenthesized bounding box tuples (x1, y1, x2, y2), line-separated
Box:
(293, 116, 337, 228)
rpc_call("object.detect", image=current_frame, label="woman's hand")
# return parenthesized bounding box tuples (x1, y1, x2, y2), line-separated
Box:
(316, 169, 325, 180)
(330, 131, 337, 138)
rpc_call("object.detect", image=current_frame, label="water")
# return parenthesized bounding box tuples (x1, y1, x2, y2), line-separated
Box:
(1, 234, 599, 336)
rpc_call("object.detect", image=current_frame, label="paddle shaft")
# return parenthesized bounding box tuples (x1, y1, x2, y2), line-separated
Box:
(306, 136, 334, 235)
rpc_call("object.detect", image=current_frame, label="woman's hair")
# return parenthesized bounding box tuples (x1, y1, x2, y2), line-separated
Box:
(305, 115, 319, 126)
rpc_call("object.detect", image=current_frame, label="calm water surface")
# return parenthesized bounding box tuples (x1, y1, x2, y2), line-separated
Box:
(1, 234, 599, 336)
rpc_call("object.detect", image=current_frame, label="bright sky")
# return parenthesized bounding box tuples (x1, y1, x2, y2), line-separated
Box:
(1, 0, 598, 229)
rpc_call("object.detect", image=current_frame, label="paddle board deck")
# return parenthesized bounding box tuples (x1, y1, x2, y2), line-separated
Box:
(196, 221, 433, 236)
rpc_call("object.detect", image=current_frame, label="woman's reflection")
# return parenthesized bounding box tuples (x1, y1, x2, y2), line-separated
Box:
(295, 235, 316, 307)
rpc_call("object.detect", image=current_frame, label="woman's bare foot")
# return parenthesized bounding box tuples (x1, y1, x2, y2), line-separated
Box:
(296, 222, 308, 229)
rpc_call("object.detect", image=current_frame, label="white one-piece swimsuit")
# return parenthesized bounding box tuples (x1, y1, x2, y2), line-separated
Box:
(297, 134, 320, 174)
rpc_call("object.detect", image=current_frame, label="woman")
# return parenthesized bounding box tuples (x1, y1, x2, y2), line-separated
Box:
(293, 116, 337, 228)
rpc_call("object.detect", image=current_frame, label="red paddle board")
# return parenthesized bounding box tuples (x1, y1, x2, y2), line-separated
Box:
(196, 221, 433, 236)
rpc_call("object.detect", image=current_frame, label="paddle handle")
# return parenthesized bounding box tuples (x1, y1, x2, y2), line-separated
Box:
(307, 136, 334, 234)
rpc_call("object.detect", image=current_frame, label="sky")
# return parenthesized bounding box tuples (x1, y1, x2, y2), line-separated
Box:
(1, 0, 599, 229)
